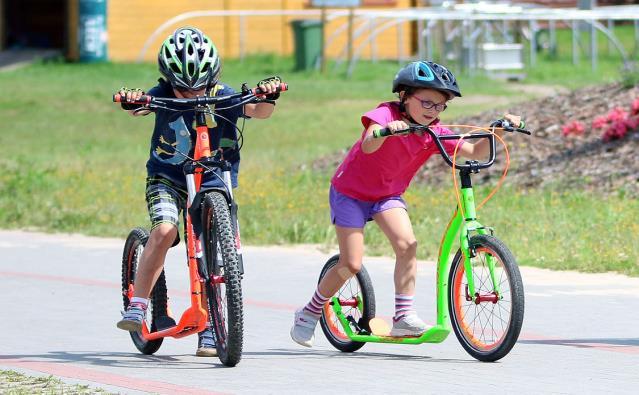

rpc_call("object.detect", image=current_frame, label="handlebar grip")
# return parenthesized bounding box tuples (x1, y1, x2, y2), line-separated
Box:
(372, 128, 393, 138)
(491, 119, 531, 135)
(113, 94, 151, 104)
(252, 83, 289, 95)
(372, 127, 413, 138)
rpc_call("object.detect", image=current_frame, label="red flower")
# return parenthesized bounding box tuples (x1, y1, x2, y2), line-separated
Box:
(592, 115, 609, 129)
(562, 120, 585, 137)
(607, 107, 628, 123)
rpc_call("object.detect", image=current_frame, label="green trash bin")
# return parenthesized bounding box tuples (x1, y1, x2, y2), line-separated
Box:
(290, 19, 323, 71)
(78, 0, 108, 62)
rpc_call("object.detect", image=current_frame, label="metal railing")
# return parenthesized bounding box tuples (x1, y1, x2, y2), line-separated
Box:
(137, 5, 639, 76)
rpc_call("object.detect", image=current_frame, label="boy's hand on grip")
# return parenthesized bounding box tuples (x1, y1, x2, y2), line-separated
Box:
(118, 87, 145, 110)
(256, 76, 282, 100)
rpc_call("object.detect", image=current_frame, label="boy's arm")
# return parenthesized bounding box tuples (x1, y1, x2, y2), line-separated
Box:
(243, 76, 282, 119)
(244, 102, 275, 119)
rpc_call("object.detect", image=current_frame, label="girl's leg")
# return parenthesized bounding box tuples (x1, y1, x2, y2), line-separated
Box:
(291, 225, 364, 347)
(317, 225, 365, 297)
(373, 208, 418, 295)
(373, 207, 428, 336)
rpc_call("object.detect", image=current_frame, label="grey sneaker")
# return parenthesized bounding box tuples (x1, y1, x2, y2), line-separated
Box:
(290, 309, 319, 348)
(196, 327, 218, 357)
(117, 302, 146, 332)
(389, 314, 429, 337)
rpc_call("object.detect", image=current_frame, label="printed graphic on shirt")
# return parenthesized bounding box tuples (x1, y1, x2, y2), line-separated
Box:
(152, 116, 192, 165)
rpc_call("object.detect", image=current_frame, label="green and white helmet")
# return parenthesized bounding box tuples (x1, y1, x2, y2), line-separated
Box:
(158, 27, 221, 90)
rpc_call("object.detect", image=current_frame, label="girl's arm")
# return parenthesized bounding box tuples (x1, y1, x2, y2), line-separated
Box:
(459, 114, 521, 160)
(361, 120, 409, 154)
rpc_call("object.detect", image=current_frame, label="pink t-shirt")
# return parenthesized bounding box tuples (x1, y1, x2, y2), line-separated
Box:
(331, 101, 464, 202)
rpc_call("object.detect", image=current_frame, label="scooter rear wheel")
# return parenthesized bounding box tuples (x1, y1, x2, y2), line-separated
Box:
(319, 254, 376, 353)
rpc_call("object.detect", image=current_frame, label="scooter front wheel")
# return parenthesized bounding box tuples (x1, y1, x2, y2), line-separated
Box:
(448, 234, 524, 362)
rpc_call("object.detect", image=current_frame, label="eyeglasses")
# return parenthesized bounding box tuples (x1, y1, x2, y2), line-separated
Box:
(413, 97, 448, 112)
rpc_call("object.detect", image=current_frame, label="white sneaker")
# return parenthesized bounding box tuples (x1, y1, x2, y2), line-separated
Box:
(389, 314, 429, 337)
(290, 309, 319, 348)
(117, 302, 146, 332)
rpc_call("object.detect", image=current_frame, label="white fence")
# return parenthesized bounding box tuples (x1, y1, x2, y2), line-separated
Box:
(138, 4, 639, 76)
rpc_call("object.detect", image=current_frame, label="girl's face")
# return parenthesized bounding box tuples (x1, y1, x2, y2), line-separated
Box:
(402, 88, 450, 125)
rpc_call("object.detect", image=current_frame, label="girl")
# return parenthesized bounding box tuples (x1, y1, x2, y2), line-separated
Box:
(291, 61, 520, 347)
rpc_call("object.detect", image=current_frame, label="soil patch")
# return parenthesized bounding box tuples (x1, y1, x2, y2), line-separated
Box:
(312, 82, 639, 196)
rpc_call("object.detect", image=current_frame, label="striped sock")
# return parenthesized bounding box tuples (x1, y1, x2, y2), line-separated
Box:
(303, 288, 330, 319)
(130, 297, 149, 310)
(393, 293, 415, 322)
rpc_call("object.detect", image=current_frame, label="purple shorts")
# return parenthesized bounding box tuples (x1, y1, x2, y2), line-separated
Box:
(329, 185, 407, 228)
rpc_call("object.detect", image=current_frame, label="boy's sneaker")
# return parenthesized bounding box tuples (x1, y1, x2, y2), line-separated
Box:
(117, 302, 146, 332)
(389, 314, 429, 337)
(196, 327, 218, 357)
(290, 309, 319, 348)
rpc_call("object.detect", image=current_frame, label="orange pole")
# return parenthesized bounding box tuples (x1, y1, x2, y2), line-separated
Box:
(66, 0, 79, 61)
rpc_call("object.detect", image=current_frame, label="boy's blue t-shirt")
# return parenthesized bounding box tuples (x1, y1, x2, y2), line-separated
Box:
(145, 80, 247, 188)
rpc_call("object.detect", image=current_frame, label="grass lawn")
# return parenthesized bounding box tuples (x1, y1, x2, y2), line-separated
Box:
(1, 26, 638, 276)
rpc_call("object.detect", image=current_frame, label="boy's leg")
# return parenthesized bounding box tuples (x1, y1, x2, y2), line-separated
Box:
(373, 207, 429, 336)
(196, 164, 240, 356)
(133, 224, 178, 299)
(117, 223, 177, 331)
(117, 178, 182, 332)
(198, 285, 217, 357)
(291, 225, 364, 348)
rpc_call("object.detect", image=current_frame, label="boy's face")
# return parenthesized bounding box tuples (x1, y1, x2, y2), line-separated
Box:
(403, 88, 450, 125)
(174, 87, 207, 98)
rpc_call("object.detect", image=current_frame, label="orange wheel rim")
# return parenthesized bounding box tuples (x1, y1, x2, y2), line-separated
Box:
(453, 248, 509, 351)
(323, 303, 349, 341)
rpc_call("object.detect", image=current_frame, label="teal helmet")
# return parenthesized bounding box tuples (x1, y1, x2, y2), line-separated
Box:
(392, 61, 461, 98)
(158, 27, 221, 90)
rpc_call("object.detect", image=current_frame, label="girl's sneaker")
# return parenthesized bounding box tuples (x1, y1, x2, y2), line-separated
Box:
(389, 314, 429, 337)
(196, 327, 218, 357)
(290, 309, 319, 347)
(117, 302, 146, 332)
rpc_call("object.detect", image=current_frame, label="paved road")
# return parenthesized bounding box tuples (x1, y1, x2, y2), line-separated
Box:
(1, 230, 638, 394)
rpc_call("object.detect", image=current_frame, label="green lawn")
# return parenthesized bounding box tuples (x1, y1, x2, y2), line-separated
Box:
(1, 32, 638, 276)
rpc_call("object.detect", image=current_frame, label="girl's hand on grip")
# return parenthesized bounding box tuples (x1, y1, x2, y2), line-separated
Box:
(386, 120, 410, 135)
(503, 113, 523, 129)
